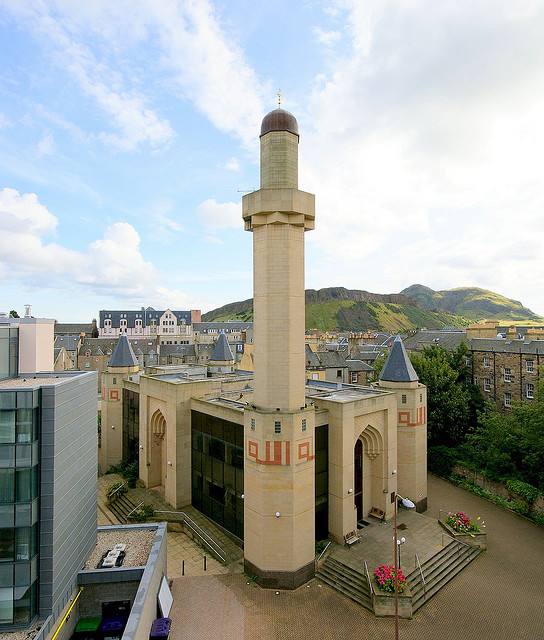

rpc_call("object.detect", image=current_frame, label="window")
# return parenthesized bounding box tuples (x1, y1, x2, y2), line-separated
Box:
(302, 419, 307, 432)
(401, 394, 407, 404)
(419, 394, 423, 402)
(350, 372, 357, 384)
(526, 360, 534, 373)
(250, 419, 255, 431)
(336, 369, 342, 378)
(311, 373, 318, 380)
(483, 356, 490, 368)
(274, 421, 281, 434)
(504, 392, 512, 408)
(504, 368, 513, 383)
(527, 384, 534, 399)
(484, 378, 491, 392)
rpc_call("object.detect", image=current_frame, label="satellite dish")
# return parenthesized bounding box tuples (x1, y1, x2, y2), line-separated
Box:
(401, 497, 416, 509)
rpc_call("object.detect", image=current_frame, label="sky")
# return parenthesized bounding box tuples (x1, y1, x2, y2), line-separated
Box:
(1, 0, 544, 321)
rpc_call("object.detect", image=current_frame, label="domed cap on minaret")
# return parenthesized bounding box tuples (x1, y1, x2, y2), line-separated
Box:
(108, 335, 138, 368)
(260, 108, 299, 138)
(379, 336, 419, 383)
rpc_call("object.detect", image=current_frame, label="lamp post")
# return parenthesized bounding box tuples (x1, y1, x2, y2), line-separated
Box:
(393, 492, 415, 640)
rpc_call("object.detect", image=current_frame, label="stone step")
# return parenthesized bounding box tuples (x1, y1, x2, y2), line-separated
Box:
(326, 558, 371, 589)
(408, 544, 475, 592)
(407, 542, 466, 586)
(316, 570, 373, 612)
(318, 562, 370, 595)
(412, 548, 481, 611)
(108, 494, 139, 523)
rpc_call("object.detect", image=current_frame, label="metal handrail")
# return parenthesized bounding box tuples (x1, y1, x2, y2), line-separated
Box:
(108, 481, 127, 502)
(414, 553, 426, 598)
(316, 541, 332, 564)
(126, 501, 144, 519)
(363, 560, 374, 596)
(154, 510, 227, 563)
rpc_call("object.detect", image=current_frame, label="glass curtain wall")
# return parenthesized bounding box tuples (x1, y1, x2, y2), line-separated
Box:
(0, 390, 39, 628)
(315, 424, 329, 541)
(0, 328, 18, 381)
(191, 411, 244, 539)
(122, 389, 139, 463)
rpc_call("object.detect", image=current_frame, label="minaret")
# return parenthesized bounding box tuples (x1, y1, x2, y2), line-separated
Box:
(243, 107, 316, 588)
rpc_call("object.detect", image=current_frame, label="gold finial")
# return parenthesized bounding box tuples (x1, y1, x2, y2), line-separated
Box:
(277, 89, 282, 108)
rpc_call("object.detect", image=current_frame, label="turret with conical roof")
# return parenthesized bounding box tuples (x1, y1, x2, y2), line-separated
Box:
(377, 335, 427, 512)
(108, 334, 139, 369)
(208, 331, 235, 374)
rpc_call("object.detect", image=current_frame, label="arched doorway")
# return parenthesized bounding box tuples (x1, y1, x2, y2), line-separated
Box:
(149, 409, 166, 490)
(354, 425, 383, 525)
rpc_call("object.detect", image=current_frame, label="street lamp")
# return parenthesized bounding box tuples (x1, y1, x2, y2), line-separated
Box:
(393, 492, 415, 640)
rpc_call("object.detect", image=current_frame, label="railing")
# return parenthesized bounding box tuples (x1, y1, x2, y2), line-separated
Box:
(414, 553, 426, 599)
(125, 501, 144, 520)
(107, 481, 127, 502)
(315, 540, 332, 566)
(363, 560, 374, 597)
(154, 510, 227, 564)
(441, 531, 472, 557)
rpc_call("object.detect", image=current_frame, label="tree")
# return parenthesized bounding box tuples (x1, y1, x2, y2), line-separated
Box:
(9, 310, 19, 318)
(409, 345, 483, 447)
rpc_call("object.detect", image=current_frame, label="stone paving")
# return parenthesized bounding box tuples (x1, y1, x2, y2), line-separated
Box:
(168, 474, 544, 640)
(330, 508, 445, 575)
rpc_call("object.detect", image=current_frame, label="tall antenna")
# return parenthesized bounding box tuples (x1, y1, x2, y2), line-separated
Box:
(277, 89, 282, 108)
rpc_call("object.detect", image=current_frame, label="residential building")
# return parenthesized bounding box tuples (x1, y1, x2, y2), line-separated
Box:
(403, 329, 468, 352)
(98, 308, 200, 339)
(471, 338, 542, 410)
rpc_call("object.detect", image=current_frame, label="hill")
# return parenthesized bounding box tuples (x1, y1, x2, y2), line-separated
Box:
(401, 285, 540, 321)
(203, 287, 470, 332)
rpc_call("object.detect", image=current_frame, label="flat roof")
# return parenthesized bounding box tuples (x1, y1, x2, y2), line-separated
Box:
(84, 528, 155, 570)
(0, 372, 89, 389)
(305, 380, 391, 403)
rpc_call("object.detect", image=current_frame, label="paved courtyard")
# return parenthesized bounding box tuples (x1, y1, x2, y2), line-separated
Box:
(169, 474, 544, 640)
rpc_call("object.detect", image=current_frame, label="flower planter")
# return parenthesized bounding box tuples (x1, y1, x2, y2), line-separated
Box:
(438, 519, 487, 550)
(373, 591, 413, 618)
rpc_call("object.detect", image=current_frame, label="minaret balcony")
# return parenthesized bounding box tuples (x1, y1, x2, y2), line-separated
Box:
(242, 188, 315, 231)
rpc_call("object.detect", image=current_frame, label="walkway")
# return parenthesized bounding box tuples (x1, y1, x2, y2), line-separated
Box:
(168, 474, 544, 640)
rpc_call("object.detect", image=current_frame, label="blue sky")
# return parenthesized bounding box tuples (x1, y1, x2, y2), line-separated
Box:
(1, 1, 544, 320)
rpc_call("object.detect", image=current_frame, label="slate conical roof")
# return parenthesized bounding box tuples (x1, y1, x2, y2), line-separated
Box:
(210, 332, 234, 362)
(379, 335, 418, 383)
(108, 334, 139, 368)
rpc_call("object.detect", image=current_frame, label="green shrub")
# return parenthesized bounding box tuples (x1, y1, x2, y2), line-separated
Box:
(532, 512, 544, 526)
(106, 481, 127, 502)
(128, 503, 154, 522)
(506, 479, 540, 506)
(428, 446, 458, 478)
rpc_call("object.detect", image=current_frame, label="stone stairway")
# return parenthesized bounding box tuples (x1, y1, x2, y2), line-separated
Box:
(407, 540, 481, 612)
(316, 556, 373, 611)
(107, 493, 140, 524)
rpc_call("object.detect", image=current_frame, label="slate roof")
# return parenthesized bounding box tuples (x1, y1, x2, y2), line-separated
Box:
(470, 338, 544, 355)
(54, 335, 80, 352)
(379, 336, 419, 383)
(350, 347, 382, 362)
(305, 344, 321, 368)
(109, 335, 139, 368)
(99, 307, 193, 329)
(54, 323, 93, 335)
(305, 345, 349, 369)
(80, 337, 158, 357)
(346, 359, 374, 372)
(193, 322, 253, 333)
(210, 332, 234, 362)
(159, 344, 197, 357)
(403, 330, 467, 352)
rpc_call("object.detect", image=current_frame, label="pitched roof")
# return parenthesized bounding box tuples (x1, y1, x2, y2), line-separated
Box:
(54, 323, 93, 335)
(108, 335, 139, 368)
(54, 335, 80, 351)
(346, 359, 374, 372)
(403, 330, 467, 352)
(379, 336, 418, 383)
(210, 332, 234, 362)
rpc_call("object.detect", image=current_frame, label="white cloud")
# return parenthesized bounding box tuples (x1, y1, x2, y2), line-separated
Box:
(0, 187, 191, 307)
(300, 0, 544, 314)
(312, 26, 342, 47)
(37, 130, 55, 156)
(224, 157, 240, 172)
(3, 0, 267, 149)
(197, 198, 240, 230)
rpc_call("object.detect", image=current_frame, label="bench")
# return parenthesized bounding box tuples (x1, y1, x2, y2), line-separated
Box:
(344, 531, 360, 547)
(369, 507, 385, 521)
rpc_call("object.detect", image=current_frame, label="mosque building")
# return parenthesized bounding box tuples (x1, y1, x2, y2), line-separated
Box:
(100, 106, 428, 589)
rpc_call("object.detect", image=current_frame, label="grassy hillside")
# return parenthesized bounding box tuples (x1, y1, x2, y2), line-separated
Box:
(402, 284, 541, 321)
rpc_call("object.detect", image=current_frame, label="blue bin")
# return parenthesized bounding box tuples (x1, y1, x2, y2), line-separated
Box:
(150, 617, 171, 639)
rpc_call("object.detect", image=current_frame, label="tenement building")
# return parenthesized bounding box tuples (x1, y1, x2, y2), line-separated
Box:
(0, 314, 97, 630)
(100, 108, 428, 589)
(99, 307, 201, 339)
(471, 337, 542, 410)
